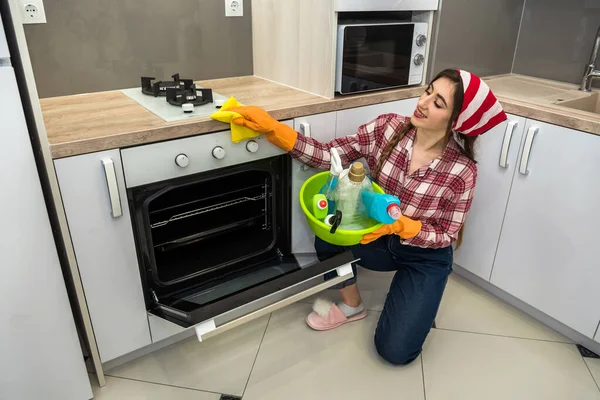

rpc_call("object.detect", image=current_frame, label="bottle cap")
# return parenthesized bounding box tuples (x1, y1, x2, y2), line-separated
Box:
(387, 204, 402, 220)
(348, 162, 366, 183)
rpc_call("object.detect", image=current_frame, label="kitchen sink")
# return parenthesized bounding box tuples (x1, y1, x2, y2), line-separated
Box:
(555, 92, 600, 114)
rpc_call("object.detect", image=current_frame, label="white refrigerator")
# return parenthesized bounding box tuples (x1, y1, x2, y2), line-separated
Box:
(0, 9, 93, 400)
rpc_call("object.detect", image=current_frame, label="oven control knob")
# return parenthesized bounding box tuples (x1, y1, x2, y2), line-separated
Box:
(175, 153, 189, 168)
(246, 140, 259, 153)
(212, 146, 226, 160)
(413, 54, 425, 66)
(416, 34, 427, 47)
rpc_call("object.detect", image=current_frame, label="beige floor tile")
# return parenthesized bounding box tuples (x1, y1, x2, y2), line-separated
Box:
(437, 274, 571, 342)
(243, 303, 424, 400)
(585, 357, 600, 390)
(90, 375, 219, 400)
(299, 266, 394, 311)
(107, 315, 269, 396)
(422, 329, 600, 400)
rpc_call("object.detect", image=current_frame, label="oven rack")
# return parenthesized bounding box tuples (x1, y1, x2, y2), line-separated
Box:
(151, 194, 267, 229)
(154, 215, 265, 251)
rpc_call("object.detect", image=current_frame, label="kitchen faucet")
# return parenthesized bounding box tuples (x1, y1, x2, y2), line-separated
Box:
(580, 26, 600, 91)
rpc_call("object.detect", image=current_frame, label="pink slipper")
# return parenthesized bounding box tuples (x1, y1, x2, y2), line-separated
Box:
(306, 299, 367, 331)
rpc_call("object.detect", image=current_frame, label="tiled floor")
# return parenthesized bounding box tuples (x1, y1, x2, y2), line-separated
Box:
(97, 269, 600, 399)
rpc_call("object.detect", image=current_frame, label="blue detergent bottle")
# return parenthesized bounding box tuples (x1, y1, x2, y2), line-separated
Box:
(361, 191, 402, 224)
(318, 147, 343, 214)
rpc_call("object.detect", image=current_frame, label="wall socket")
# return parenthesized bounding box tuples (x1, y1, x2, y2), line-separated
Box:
(225, 0, 243, 17)
(20, 0, 47, 24)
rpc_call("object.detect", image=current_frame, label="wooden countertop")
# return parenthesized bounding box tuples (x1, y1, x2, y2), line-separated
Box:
(41, 74, 600, 159)
(41, 76, 424, 159)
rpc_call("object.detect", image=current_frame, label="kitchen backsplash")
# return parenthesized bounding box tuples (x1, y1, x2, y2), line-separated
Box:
(431, 0, 524, 78)
(24, 0, 253, 98)
(512, 0, 600, 85)
(23, 0, 600, 98)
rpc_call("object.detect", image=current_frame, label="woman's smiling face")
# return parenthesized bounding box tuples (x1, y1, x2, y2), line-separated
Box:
(410, 77, 457, 133)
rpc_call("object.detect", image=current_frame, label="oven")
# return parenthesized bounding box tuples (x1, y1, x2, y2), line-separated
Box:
(120, 123, 356, 340)
(336, 22, 428, 95)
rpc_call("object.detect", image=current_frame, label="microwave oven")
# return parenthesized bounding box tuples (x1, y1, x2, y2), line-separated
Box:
(335, 22, 428, 95)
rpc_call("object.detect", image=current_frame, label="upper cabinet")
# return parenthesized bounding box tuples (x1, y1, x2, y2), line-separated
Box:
(454, 115, 526, 280)
(490, 120, 600, 339)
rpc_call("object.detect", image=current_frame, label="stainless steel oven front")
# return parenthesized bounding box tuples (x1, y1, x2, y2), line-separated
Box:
(120, 123, 356, 341)
(336, 22, 428, 95)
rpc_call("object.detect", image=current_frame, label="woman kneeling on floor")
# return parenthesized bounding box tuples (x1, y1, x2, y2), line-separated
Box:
(228, 69, 506, 365)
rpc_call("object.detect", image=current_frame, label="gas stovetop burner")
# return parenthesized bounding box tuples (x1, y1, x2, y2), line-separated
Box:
(166, 84, 214, 107)
(141, 74, 193, 97)
(141, 73, 213, 107)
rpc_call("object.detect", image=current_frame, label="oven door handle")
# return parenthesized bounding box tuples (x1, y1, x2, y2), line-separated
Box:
(193, 262, 354, 342)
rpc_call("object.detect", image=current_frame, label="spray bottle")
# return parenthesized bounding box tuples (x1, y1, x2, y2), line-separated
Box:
(318, 147, 343, 214)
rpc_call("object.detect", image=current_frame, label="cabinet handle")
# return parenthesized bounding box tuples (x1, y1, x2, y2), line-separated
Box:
(300, 122, 311, 171)
(519, 126, 538, 175)
(499, 121, 517, 168)
(101, 158, 123, 218)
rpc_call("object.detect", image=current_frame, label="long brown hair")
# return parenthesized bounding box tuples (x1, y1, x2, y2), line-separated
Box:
(371, 69, 477, 248)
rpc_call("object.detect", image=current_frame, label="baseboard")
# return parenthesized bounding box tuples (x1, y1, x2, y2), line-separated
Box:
(102, 328, 196, 372)
(453, 264, 600, 355)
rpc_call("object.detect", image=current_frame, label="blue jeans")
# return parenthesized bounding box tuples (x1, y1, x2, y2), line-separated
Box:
(316, 235, 453, 366)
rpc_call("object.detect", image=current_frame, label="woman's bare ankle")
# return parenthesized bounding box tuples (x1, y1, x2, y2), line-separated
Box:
(340, 284, 362, 307)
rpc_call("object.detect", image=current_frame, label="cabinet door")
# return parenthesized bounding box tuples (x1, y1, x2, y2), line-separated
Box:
(454, 115, 526, 280)
(490, 120, 600, 338)
(55, 150, 152, 362)
(292, 112, 337, 254)
(335, 98, 419, 137)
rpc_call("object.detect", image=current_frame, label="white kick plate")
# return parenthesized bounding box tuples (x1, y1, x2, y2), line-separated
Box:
(121, 87, 230, 122)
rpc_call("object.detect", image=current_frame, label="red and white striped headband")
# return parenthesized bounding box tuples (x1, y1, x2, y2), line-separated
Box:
(453, 70, 507, 137)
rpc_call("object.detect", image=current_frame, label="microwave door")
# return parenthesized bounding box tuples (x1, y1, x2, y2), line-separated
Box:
(340, 24, 414, 94)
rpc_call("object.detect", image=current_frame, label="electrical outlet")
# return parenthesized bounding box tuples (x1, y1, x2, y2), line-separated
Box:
(20, 0, 47, 24)
(225, 0, 243, 17)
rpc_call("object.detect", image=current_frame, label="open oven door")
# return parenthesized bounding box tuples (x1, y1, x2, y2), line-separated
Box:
(149, 251, 356, 342)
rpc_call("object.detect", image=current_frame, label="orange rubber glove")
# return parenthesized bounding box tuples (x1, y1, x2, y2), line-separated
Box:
(227, 106, 298, 152)
(360, 216, 423, 245)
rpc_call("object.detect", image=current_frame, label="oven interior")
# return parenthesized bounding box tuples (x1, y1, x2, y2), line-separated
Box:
(129, 155, 298, 318)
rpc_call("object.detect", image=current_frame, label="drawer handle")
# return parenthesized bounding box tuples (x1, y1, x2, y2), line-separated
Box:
(300, 122, 311, 171)
(499, 121, 517, 168)
(519, 126, 538, 175)
(101, 158, 123, 218)
(194, 263, 354, 342)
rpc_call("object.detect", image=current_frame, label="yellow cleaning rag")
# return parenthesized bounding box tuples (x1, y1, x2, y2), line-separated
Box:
(210, 97, 261, 143)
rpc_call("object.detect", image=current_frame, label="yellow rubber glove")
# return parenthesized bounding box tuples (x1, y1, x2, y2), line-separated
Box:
(360, 216, 422, 245)
(227, 106, 298, 152)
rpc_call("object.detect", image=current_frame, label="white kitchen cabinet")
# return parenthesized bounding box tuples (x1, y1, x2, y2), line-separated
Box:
(335, 98, 419, 137)
(454, 115, 526, 280)
(292, 112, 337, 254)
(55, 150, 152, 362)
(490, 120, 600, 338)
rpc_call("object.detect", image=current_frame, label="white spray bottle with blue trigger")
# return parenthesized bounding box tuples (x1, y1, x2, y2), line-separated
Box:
(318, 147, 343, 215)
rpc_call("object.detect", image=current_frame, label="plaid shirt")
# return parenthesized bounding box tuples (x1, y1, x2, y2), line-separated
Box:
(289, 114, 478, 249)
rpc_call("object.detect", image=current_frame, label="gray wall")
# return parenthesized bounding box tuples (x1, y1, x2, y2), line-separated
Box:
(512, 0, 600, 84)
(431, 0, 525, 77)
(24, 0, 253, 98)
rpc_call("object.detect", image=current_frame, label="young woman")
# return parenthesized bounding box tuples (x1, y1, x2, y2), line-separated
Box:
(229, 69, 506, 366)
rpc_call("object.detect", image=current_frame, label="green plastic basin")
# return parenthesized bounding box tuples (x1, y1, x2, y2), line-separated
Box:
(299, 171, 384, 246)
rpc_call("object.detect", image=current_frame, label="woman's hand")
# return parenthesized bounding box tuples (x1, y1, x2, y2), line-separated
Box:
(361, 216, 422, 245)
(228, 106, 298, 151)
(227, 106, 279, 133)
